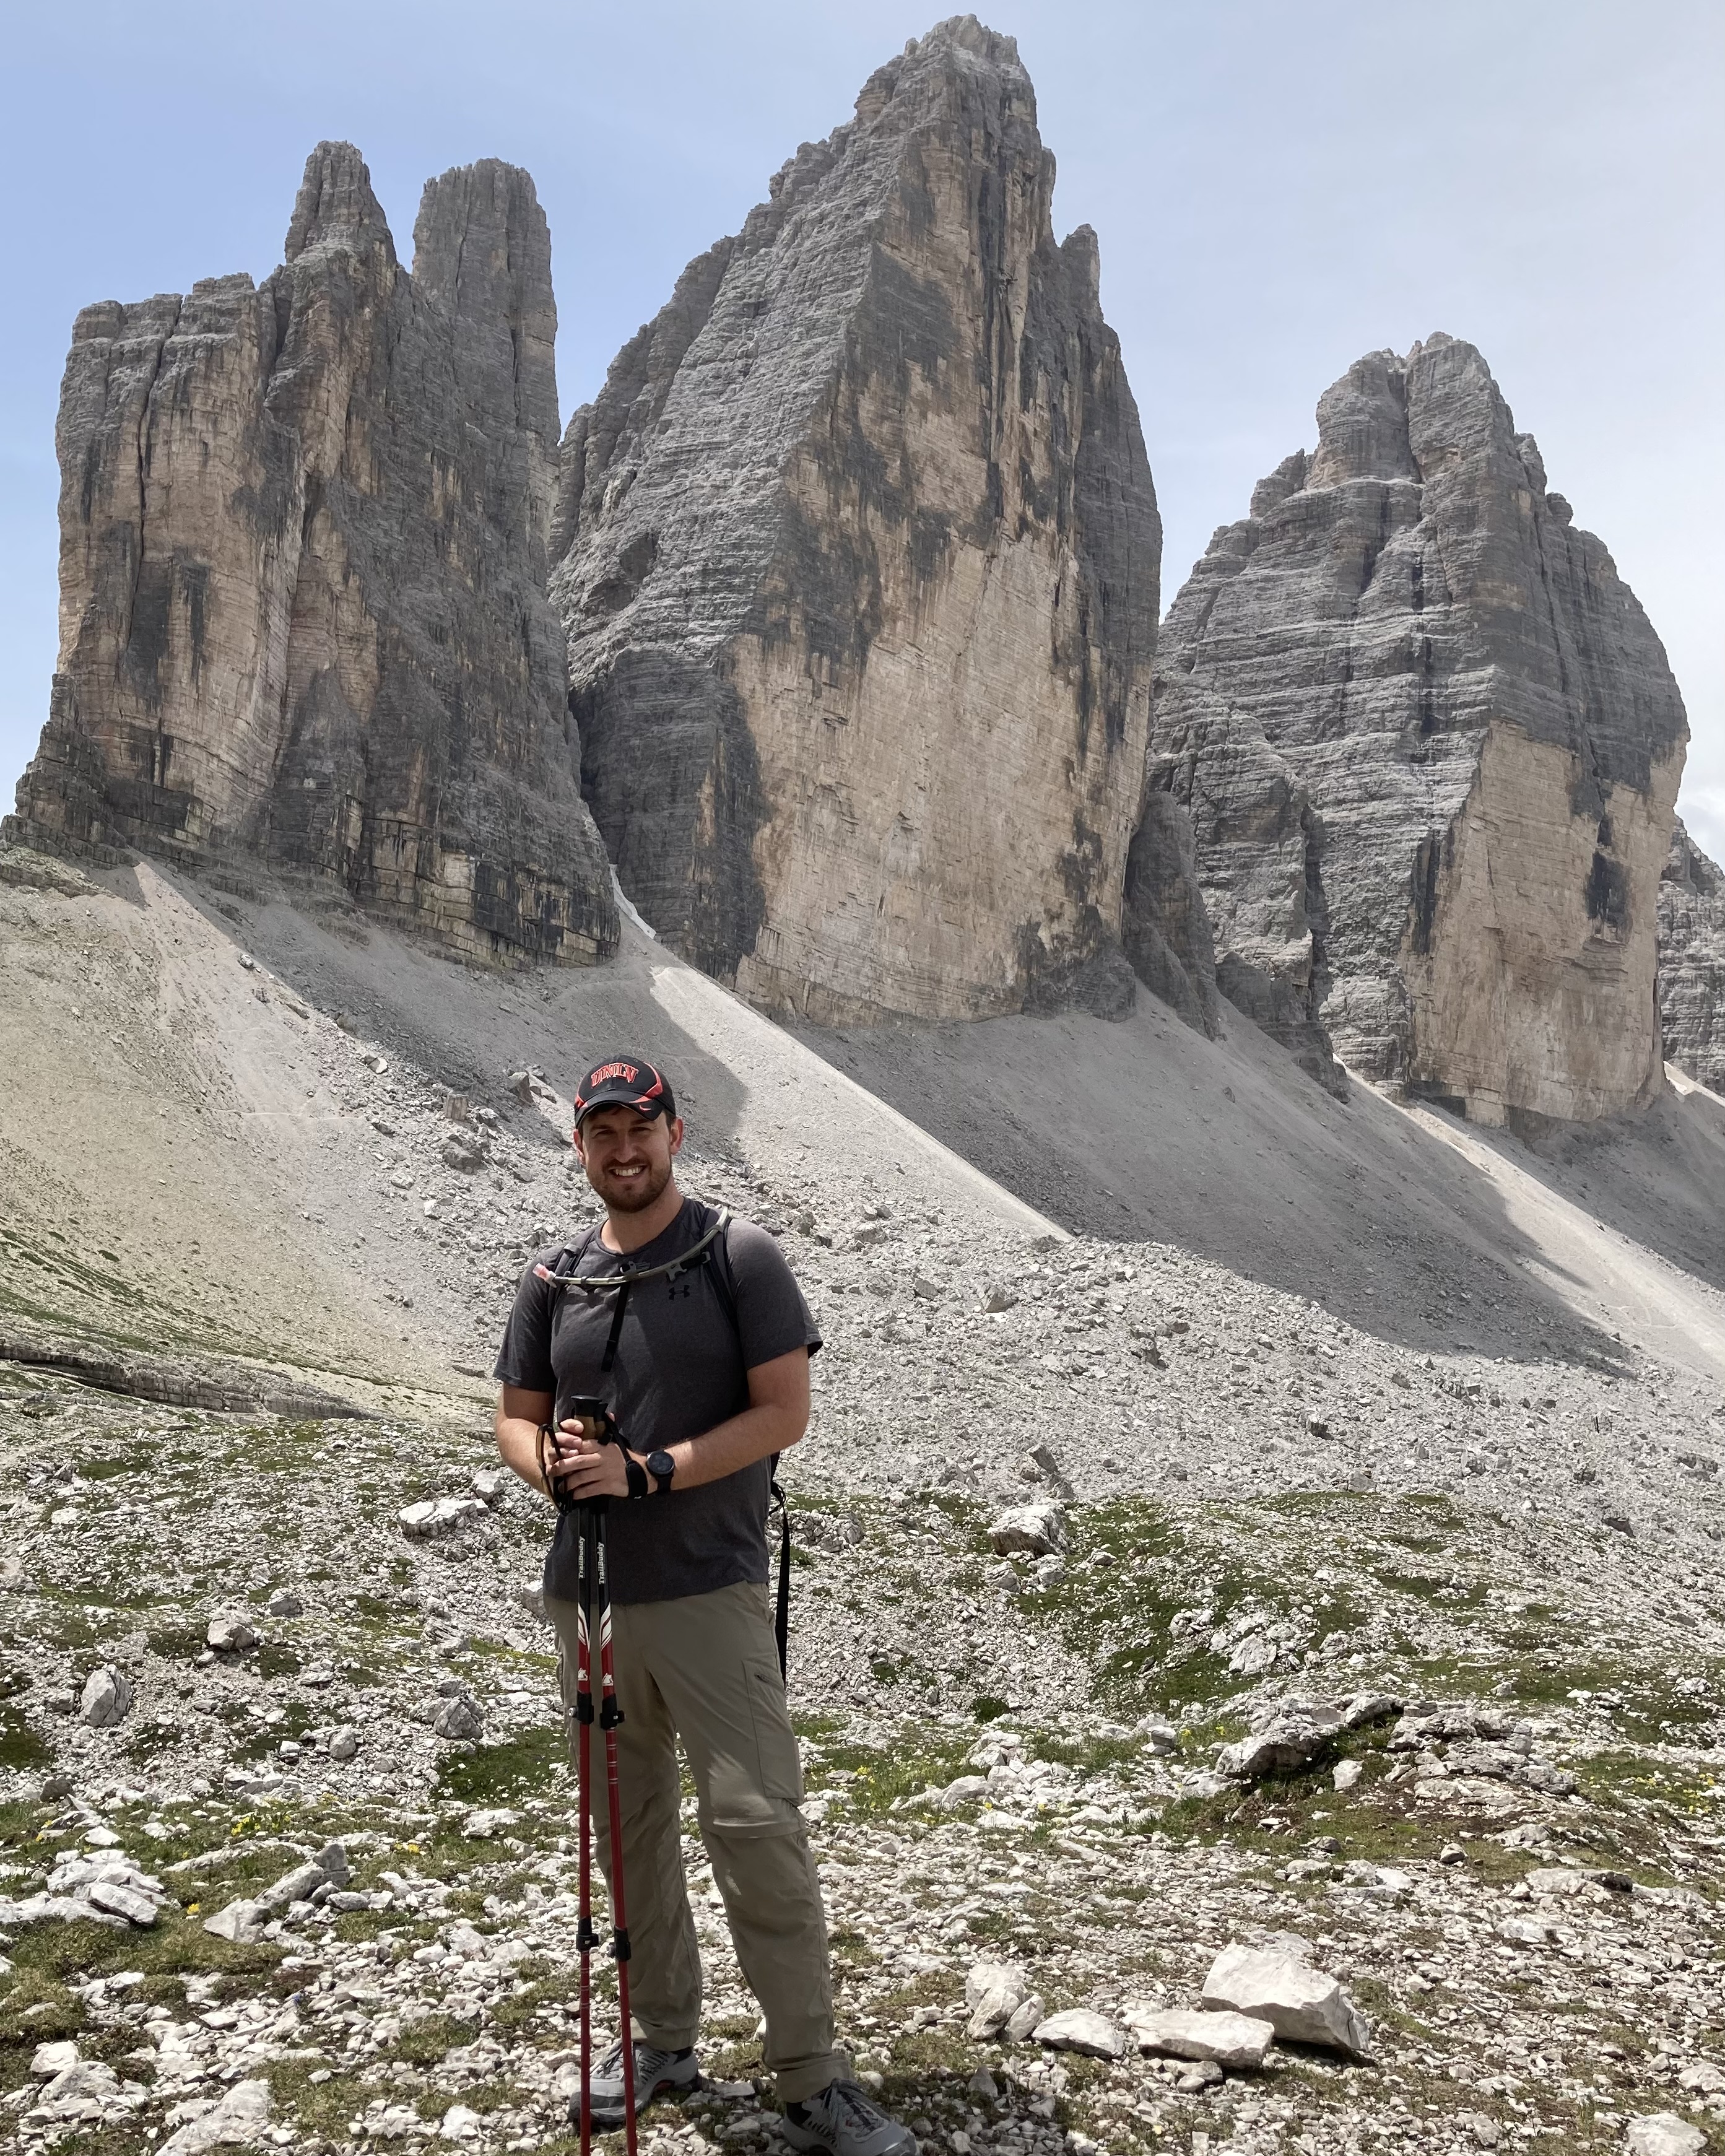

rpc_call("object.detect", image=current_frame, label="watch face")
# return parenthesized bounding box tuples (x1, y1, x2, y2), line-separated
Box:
(648, 1450, 674, 1480)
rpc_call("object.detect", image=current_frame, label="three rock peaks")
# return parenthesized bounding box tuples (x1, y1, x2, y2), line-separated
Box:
(8, 15, 1717, 1121)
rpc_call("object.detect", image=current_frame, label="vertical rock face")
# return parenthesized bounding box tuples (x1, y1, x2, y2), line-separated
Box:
(1144, 335, 1688, 1124)
(552, 15, 1160, 1022)
(9, 144, 617, 967)
(1659, 819, 1725, 1092)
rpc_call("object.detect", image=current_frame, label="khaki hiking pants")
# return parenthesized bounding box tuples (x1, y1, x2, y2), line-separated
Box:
(545, 1577, 846, 2103)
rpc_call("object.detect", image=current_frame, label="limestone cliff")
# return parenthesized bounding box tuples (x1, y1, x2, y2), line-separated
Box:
(8, 144, 617, 968)
(1659, 818, 1725, 1093)
(552, 15, 1160, 1022)
(1143, 335, 1688, 1124)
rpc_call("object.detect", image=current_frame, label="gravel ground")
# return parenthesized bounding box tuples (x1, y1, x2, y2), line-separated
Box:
(2, 846, 1724, 2155)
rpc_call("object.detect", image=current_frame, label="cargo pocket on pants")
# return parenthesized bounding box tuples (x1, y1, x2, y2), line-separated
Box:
(744, 1658, 804, 1804)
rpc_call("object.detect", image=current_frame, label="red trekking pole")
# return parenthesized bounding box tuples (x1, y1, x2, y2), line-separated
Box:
(559, 1402, 638, 2156)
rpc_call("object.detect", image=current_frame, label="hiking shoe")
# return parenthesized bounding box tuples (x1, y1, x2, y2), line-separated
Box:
(783, 2080, 916, 2156)
(568, 2038, 699, 2127)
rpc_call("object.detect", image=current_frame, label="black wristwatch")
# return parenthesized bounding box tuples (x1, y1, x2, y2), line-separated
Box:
(646, 1448, 676, 1495)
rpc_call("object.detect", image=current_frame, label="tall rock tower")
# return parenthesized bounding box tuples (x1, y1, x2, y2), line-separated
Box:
(552, 16, 1160, 1022)
(1659, 819, 1725, 1094)
(9, 144, 617, 968)
(1142, 335, 1688, 1124)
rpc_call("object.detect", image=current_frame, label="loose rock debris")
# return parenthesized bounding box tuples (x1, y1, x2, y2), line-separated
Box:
(2, 978, 1724, 2152)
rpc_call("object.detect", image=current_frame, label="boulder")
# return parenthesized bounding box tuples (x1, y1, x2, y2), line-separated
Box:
(327, 1726, 360, 1762)
(30, 2041, 80, 2078)
(159, 2077, 272, 2154)
(78, 1666, 133, 1727)
(205, 1612, 258, 1654)
(1626, 2118, 1707, 2156)
(988, 1505, 1066, 1558)
(202, 1898, 264, 1944)
(1029, 2009, 1129, 2060)
(433, 1692, 484, 1741)
(939, 1776, 993, 1810)
(85, 1879, 160, 1926)
(257, 1860, 329, 1911)
(1201, 1944, 1371, 2059)
(1121, 2006, 1275, 2071)
(965, 1961, 1030, 2014)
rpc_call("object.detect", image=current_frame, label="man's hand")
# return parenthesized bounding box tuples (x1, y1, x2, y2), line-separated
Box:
(545, 1422, 635, 1502)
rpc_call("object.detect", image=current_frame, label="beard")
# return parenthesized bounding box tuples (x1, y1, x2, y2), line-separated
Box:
(590, 1154, 673, 1213)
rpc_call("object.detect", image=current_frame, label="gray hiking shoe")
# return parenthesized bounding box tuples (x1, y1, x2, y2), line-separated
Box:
(783, 2080, 916, 2156)
(570, 2038, 699, 2127)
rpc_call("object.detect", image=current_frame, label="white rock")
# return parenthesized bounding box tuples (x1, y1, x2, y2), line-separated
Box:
(967, 1984, 1020, 2040)
(30, 2040, 80, 2078)
(206, 1612, 258, 1654)
(939, 1776, 992, 1809)
(86, 1878, 160, 1926)
(433, 1693, 484, 1741)
(964, 1960, 1030, 2012)
(400, 1495, 487, 1541)
(1121, 2005, 1275, 2070)
(160, 2077, 272, 2153)
(79, 1665, 134, 1726)
(441, 2107, 483, 2142)
(461, 1809, 520, 1839)
(328, 1725, 360, 1761)
(1332, 1758, 1363, 1792)
(258, 1861, 328, 1911)
(1201, 1944, 1371, 2059)
(986, 1503, 1065, 1557)
(1626, 2118, 1707, 2156)
(41, 2059, 120, 2106)
(1030, 2009, 1129, 2059)
(202, 1897, 264, 1944)
(1002, 1995, 1045, 2043)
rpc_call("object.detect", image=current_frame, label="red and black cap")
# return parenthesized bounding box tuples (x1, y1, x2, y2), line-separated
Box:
(573, 1054, 675, 1129)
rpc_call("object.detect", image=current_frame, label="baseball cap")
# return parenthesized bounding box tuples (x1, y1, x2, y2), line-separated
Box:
(573, 1054, 676, 1129)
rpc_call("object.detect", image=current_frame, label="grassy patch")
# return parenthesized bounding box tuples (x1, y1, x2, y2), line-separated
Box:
(436, 1726, 570, 1807)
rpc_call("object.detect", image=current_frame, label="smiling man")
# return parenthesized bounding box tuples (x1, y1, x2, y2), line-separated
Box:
(492, 1054, 913, 2156)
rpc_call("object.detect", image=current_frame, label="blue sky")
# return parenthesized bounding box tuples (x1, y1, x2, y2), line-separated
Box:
(4, 1, 1721, 856)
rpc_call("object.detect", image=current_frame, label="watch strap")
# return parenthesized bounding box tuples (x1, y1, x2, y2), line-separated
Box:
(624, 1453, 650, 1500)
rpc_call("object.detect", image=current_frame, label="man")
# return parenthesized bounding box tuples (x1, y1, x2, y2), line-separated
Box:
(493, 1054, 913, 2156)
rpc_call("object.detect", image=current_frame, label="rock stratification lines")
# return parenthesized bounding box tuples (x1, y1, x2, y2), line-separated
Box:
(1143, 335, 1690, 1124)
(1659, 817, 1725, 1094)
(8, 143, 617, 968)
(551, 17, 1160, 1024)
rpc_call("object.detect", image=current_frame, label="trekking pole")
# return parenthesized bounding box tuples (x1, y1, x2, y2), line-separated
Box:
(575, 1498, 596, 2156)
(593, 1503, 640, 2156)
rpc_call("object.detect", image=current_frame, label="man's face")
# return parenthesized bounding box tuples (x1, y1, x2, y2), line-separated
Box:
(573, 1105, 682, 1212)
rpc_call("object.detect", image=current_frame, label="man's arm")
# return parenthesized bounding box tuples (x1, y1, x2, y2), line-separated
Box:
(494, 1349, 810, 1503)
(496, 1386, 557, 1493)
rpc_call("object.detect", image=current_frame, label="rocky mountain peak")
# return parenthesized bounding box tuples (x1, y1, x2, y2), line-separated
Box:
(282, 139, 396, 265)
(1138, 334, 1687, 1124)
(9, 144, 615, 967)
(553, 19, 1158, 1022)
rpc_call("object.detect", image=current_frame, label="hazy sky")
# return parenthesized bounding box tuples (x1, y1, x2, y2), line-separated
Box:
(4, 1, 1721, 854)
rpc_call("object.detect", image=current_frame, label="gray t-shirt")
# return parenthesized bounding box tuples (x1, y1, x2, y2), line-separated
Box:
(493, 1196, 820, 1605)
